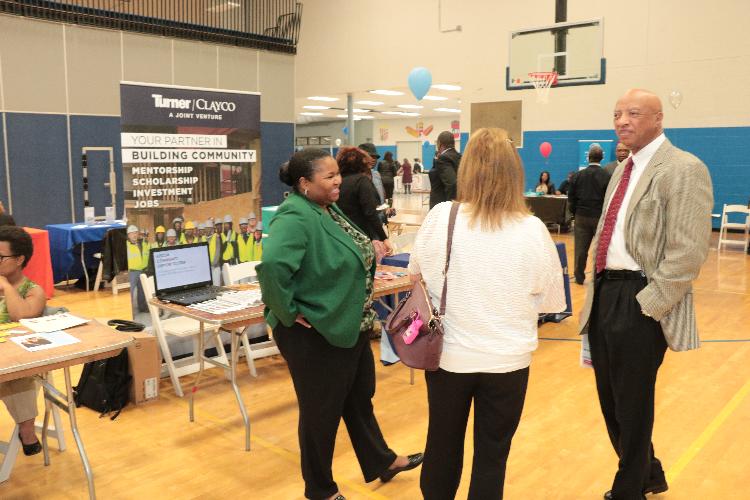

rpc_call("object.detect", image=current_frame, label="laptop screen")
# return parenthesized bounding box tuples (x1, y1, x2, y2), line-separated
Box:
(151, 242, 213, 295)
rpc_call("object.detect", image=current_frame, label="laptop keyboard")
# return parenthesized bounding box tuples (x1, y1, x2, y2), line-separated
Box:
(160, 286, 226, 305)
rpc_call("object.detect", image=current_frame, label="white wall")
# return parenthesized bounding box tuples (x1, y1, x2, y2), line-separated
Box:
(370, 116, 459, 145)
(296, 0, 750, 131)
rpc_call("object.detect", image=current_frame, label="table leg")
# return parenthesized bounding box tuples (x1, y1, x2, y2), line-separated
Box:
(80, 242, 90, 291)
(63, 367, 96, 500)
(41, 387, 52, 466)
(229, 330, 251, 451)
(189, 321, 206, 422)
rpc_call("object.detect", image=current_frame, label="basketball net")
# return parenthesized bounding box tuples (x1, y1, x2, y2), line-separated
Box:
(528, 71, 558, 104)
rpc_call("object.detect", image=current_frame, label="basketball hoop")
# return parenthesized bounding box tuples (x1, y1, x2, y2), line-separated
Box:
(528, 71, 558, 103)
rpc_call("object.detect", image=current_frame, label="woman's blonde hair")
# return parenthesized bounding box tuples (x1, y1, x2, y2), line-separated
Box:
(456, 128, 529, 230)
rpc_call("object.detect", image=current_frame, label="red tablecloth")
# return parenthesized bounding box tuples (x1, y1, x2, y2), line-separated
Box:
(23, 227, 55, 299)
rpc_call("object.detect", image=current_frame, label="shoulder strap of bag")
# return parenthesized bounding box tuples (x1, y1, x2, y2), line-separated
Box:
(439, 202, 459, 316)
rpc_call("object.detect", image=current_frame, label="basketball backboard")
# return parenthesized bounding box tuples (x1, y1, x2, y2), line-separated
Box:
(506, 19, 605, 90)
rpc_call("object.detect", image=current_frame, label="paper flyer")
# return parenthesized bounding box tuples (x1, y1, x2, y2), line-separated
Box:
(11, 331, 81, 352)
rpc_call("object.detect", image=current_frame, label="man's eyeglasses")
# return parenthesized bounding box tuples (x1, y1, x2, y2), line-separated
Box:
(0, 254, 19, 263)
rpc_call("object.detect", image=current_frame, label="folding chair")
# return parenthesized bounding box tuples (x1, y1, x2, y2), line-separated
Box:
(222, 262, 280, 377)
(0, 373, 66, 483)
(717, 204, 750, 252)
(140, 274, 228, 397)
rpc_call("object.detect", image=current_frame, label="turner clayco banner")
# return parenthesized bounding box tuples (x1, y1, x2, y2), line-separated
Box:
(119, 82, 261, 317)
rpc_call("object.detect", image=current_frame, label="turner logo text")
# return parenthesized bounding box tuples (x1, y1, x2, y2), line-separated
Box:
(151, 94, 236, 112)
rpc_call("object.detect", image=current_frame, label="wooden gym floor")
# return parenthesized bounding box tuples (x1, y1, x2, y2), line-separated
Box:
(1, 230, 749, 500)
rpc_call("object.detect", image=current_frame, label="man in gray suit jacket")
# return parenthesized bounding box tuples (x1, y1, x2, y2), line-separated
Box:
(579, 89, 713, 500)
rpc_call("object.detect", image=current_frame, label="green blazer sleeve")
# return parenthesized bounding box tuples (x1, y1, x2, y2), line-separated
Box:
(256, 202, 308, 328)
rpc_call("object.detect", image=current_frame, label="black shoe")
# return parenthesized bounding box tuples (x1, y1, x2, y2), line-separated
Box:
(575, 279, 584, 285)
(19, 433, 42, 456)
(604, 492, 646, 500)
(379, 453, 424, 483)
(644, 477, 668, 495)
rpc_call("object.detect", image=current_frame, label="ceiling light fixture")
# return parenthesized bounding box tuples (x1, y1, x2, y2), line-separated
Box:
(307, 96, 339, 102)
(300, 112, 323, 116)
(356, 100, 384, 106)
(422, 95, 448, 101)
(434, 107, 461, 113)
(431, 84, 462, 91)
(397, 104, 424, 109)
(382, 111, 420, 117)
(303, 105, 330, 110)
(369, 89, 405, 96)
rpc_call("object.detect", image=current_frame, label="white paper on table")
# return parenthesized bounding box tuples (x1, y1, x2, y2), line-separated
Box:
(20, 313, 89, 333)
(105, 206, 115, 222)
(11, 331, 81, 352)
(580, 333, 593, 368)
(84, 206, 95, 224)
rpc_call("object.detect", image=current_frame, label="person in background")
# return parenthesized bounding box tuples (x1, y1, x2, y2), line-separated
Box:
(172, 217, 184, 242)
(399, 158, 413, 194)
(126, 225, 150, 312)
(535, 171, 556, 194)
(604, 142, 631, 176)
(358, 143, 386, 204)
(580, 89, 713, 500)
(336, 146, 393, 256)
(247, 212, 259, 233)
(197, 222, 207, 242)
(165, 229, 178, 247)
(153, 226, 166, 248)
(139, 227, 149, 244)
(413, 158, 423, 173)
(429, 131, 461, 208)
(557, 171, 576, 195)
(221, 215, 237, 265)
(377, 151, 399, 203)
(410, 128, 565, 499)
(567, 144, 611, 285)
(0, 227, 46, 456)
(251, 221, 263, 261)
(182, 221, 198, 244)
(257, 149, 422, 500)
(237, 217, 252, 263)
(208, 217, 223, 285)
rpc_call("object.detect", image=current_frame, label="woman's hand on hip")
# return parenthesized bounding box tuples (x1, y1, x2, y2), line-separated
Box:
(295, 314, 312, 328)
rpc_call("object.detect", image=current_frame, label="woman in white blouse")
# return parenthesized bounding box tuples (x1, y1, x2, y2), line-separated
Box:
(409, 128, 566, 499)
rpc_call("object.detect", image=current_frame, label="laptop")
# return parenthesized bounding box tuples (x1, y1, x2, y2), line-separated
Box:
(151, 242, 224, 306)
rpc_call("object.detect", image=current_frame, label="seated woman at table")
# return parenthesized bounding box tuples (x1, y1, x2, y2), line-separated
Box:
(535, 170, 556, 194)
(0, 226, 47, 456)
(336, 146, 393, 256)
(257, 149, 422, 500)
(409, 128, 565, 499)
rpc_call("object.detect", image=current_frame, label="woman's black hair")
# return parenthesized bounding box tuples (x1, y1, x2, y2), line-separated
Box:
(0, 226, 33, 268)
(279, 149, 332, 191)
(383, 151, 393, 162)
(538, 170, 551, 185)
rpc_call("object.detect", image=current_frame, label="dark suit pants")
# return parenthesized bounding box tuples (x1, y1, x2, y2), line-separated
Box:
(573, 214, 599, 284)
(382, 179, 394, 200)
(420, 367, 529, 500)
(274, 322, 397, 499)
(589, 273, 668, 500)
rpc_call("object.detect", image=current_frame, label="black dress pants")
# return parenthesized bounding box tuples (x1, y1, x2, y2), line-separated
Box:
(382, 179, 395, 201)
(573, 214, 599, 284)
(274, 322, 397, 499)
(420, 367, 529, 500)
(589, 273, 668, 500)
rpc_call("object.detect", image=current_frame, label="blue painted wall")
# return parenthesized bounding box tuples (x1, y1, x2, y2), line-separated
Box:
(260, 122, 295, 207)
(517, 127, 750, 227)
(5, 113, 72, 228)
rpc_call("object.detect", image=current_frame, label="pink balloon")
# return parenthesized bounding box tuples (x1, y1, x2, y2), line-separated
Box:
(539, 142, 552, 159)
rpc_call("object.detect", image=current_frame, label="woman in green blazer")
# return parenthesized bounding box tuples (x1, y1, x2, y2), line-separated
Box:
(257, 149, 422, 500)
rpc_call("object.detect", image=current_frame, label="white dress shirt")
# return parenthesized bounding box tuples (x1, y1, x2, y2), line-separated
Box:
(408, 203, 566, 373)
(604, 133, 666, 270)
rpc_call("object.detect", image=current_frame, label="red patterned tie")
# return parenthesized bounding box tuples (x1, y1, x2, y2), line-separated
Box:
(595, 157, 635, 273)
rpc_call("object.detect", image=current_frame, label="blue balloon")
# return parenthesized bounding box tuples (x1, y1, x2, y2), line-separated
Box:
(408, 67, 433, 100)
(342, 126, 349, 135)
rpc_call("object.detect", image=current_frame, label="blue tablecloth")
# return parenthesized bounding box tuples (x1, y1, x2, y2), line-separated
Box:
(45, 221, 126, 283)
(381, 253, 410, 268)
